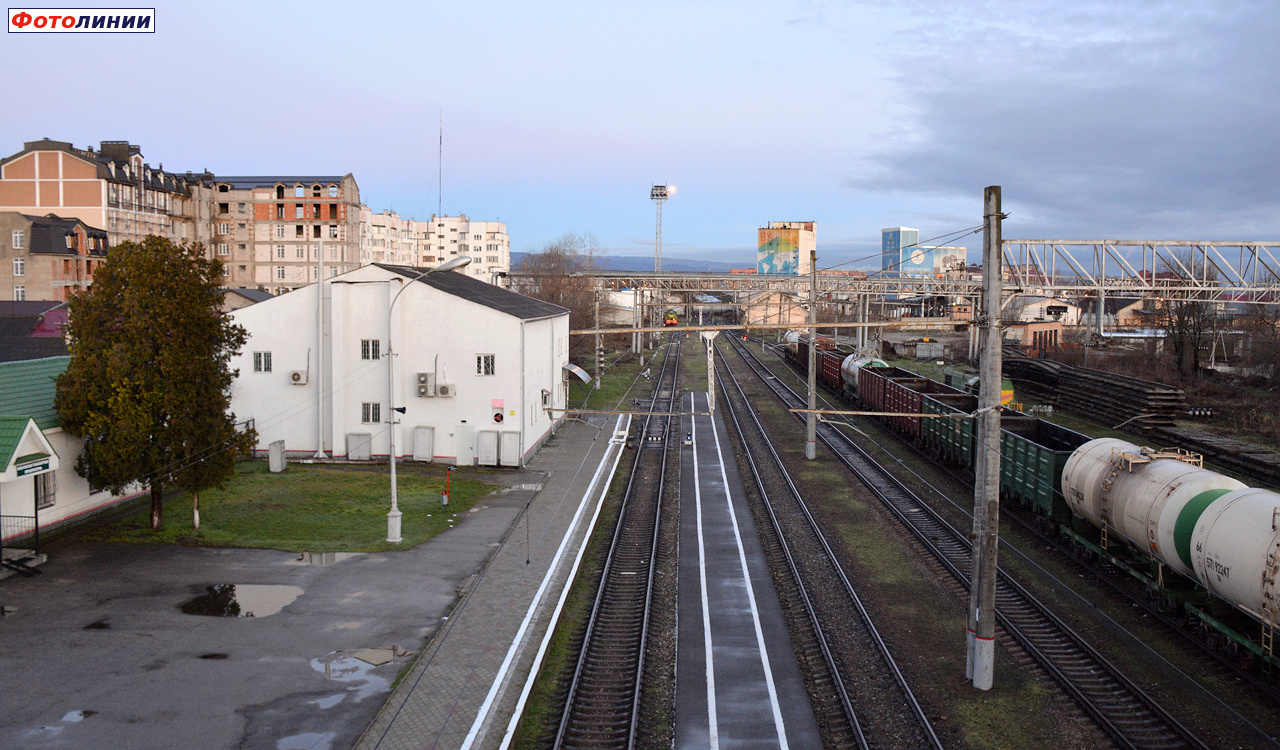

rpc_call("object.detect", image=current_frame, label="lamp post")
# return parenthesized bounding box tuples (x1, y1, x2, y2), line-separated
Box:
(386, 255, 473, 543)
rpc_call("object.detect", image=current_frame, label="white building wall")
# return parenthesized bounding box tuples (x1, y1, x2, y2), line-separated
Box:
(0, 429, 144, 531)
(228, 266, 567, 467)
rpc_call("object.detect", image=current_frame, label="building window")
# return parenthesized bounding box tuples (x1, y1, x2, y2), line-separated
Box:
(313, 225, 321, 238)
(238, 223, 246, 229)
(361, 402, 381, 424)
(13, 286, 25, 301)
(217, 244, 229, 255)
(295, 204, 305, 219)
(296, 247, 305, 259)
(361, 339, 380, 360)
(217, 222, 231, 234)
(218, 203, 229, 214)
(487, 256, 499, 263)
(253, 351, 273, 372)
(276, 204, 285, 220)
(473, 234, 481, 240)
(276, 245, 285, 258)
(277, 185, 285, 199)
(275, 225, 286, 239)
(12, 258, 24, 276)
(329, 225, 338, 239)
(295, 225, 304, 238)
(238, 203, 246, 213)
(35, 472, 56, 510)
(329, 203, 338, 219)
(238, 243, 246, 251)
(476, 354, 495, 376)
(276, 266, 285, 280)
(329, 185, 338, 197)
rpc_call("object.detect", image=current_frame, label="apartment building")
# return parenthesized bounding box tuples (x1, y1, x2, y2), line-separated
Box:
(0, 212, 109, 301)
(211, 176, 361, 294)
(360, 208, 510, 283)
(0, 139, 215, 249)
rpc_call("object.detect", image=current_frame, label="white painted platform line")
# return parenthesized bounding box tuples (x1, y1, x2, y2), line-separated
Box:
(706, 391, 790, 750)
(461, 415, 624, 750)
(496, 415, 632, 750)
(691, 391, 720, 750)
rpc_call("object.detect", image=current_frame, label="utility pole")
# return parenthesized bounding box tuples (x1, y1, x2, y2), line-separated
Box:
(805, 249, 817, 460)
(703, 331, 719, 412)
(967, 185, 1003, 690)
(594, 290, 602, 390)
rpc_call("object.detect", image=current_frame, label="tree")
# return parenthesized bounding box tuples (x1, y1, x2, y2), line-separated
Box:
(511, 232, 600, 347)
(1155, 250, 1219, 376)
(55, 236, 257, 530)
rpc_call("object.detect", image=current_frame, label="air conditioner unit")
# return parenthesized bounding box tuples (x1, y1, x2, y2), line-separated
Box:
(436, 383, 456, 398)
(416, 372, 436, 397)
(290, 370, 308, 385)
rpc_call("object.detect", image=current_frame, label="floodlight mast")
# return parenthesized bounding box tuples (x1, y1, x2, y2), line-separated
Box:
(651, 185, 668, 273)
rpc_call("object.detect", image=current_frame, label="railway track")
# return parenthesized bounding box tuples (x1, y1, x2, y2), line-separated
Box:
(723, 334, 1211, 750)
(553, 337, 682, 749)
(714, 346, 941, 750)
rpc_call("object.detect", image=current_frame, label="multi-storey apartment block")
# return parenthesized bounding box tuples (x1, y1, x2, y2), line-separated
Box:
(209, 176, 361, 294)
(0, 212, 109, 301)
(359, 207, 510, 283)
(0, 139, 215, 249)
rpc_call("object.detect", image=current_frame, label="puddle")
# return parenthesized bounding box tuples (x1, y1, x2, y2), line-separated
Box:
(24, 710, 95, 739)
(289, 552, 363, 567)
(277, 731, 336, 750)
(60, 710, 95, 723)
(180, 584, 303, 618)
(311, 653, 390, 704)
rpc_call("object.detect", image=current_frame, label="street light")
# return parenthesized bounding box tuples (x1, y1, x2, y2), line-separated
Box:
(386, 255, 473, 543)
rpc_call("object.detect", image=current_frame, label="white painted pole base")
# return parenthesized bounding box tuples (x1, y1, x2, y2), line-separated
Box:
(805, 439, 816, 460)
(972, 636, 995, 690)
(387, 508, 403, 544)
(965, 629, 975, 679)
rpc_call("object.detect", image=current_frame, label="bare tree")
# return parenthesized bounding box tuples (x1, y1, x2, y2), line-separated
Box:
(1155, 250, 1219, 376)
(511, 233, 600, 352)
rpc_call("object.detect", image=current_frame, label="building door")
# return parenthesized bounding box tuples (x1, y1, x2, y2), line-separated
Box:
(455, 425, 474, 466)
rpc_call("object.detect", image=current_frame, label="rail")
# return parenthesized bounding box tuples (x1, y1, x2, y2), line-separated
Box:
(725, 334, 1211, 750)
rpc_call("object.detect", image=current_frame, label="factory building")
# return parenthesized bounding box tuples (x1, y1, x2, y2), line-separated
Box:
(757, 221, 815, 275)
(228, 264, 569, 467)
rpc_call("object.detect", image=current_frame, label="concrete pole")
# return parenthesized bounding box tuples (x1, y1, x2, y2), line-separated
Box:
(703, 331, 719, 412)
(594, 290, 602, 390)
(806, 250, 818, 460)
(315, 239, 326, 459)
(968, 186, 1003, 690)
(632, 287, 639, 354)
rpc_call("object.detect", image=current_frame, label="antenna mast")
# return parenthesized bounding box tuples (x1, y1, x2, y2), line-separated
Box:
(437, 113, 443, 218)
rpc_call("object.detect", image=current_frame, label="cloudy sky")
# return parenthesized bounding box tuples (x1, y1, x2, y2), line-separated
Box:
(3, 1, 1275, 268)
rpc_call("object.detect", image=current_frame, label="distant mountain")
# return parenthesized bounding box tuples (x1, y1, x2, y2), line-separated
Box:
(511, 252, 746, 273)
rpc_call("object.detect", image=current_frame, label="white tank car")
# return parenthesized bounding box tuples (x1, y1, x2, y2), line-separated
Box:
(1060, 438, 1245, 578)
(1191, 488, 1280, 622)
(782, 330, 802, 358)
(839, 354, 888, 394)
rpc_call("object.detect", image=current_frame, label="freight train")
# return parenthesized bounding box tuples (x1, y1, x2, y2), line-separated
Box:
(777, 330, 1280, 672)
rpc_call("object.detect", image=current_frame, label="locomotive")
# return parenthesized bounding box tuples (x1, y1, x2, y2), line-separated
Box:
(778, 330, 1280, 672)
(663, 310, 678, 326)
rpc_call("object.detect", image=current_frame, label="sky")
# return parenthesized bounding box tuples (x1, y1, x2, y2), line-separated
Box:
(3, 1, 1277, 269)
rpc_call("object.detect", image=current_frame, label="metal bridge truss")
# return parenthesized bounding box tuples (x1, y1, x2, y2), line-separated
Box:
(508, 240, 1280, 307)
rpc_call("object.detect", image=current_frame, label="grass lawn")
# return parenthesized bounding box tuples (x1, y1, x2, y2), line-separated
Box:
(83, 460, 500, 552)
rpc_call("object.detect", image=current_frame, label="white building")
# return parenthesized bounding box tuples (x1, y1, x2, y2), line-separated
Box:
(0, 357, 143, 564)
(359, 207, 510, 284)
(228, 263, 569, 467)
